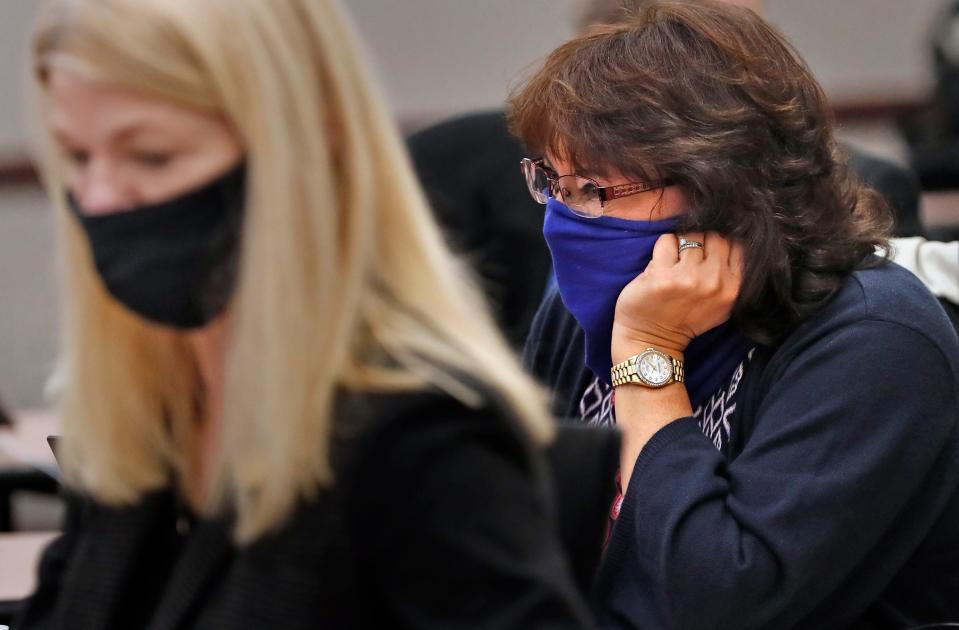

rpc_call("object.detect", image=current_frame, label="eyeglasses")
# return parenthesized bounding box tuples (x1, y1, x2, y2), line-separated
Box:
(520, 157, 672, 219)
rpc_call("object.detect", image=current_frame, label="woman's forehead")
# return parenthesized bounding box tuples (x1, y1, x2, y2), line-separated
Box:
(47, 66, 223, 146)
(545, 151, 635, 184)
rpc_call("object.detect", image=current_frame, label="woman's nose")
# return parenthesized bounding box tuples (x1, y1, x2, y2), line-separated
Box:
(71, 161, 136, 216)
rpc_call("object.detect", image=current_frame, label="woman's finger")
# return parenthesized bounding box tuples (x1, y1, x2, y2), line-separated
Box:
(702, 231, 730, 264)
(651, 232, 681, 267)
(677, 232, 706, 265)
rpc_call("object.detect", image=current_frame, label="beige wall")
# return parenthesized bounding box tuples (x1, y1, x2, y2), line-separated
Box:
(0, 1, 39, 157)
(0, 0, 950, 153)
(344, 0, 946, 122)
(0, 184, 57, 409)
(767, 0, 941, 104)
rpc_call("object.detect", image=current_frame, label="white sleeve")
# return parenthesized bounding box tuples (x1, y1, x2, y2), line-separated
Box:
(889, 237, 959, 303)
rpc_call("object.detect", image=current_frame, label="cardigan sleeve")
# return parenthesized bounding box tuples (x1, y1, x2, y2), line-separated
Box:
(354, 397, 595, 630)
(595, 319, 959, 629)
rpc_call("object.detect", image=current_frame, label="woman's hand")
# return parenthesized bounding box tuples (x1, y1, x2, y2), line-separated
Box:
(611, 232, 743, 363)
(612, 232, 743, 491)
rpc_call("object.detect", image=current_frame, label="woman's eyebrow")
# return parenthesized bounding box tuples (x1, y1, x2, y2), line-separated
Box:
(51, 128, 79, 148)
(51, 119, 170, 150)
(110, 122, 169, 145)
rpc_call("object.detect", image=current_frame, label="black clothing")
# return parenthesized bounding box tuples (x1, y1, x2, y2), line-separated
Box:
(523, 287, 595, 423)
(17, 390, 594, 630)
(408, 112, 550, 347)
(525, 263, 959, 629)
(848, 149, 924, 237)
(903, 0, 959, 214)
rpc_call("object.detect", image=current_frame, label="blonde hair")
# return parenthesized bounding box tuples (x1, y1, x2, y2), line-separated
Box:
(33, 0, 553, 542)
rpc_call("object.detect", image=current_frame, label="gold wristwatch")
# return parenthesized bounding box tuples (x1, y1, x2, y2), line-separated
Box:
(610, 348, 685, 389)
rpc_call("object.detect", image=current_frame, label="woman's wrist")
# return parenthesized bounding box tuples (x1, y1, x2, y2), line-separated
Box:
(613, 374, 693, 492)
(611, 321, 688, 365)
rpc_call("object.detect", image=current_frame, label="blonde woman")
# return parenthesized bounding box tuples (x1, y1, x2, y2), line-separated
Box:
(17, 0, 593, 627)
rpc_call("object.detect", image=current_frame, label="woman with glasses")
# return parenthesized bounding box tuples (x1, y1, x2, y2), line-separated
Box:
(16, 0, 594, 628)
(512, 2, 959, 628)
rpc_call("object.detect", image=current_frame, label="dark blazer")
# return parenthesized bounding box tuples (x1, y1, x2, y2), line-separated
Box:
(16, 390, 595, 629)
(408, 112, 550, 348)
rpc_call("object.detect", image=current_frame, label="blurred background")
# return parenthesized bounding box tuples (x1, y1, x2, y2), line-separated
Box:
(1, 0, 957, 410)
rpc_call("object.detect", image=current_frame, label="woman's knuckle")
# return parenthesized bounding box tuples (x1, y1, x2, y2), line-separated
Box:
(676, 275, 696, 292)
(703, 274, 722, 295)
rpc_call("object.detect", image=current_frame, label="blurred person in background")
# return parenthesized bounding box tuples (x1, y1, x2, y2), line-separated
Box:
(16, 0, 595, 628)
(409, 111, 547, 347)
(904, 0, 959, 233)
(512, 2, 959, 627)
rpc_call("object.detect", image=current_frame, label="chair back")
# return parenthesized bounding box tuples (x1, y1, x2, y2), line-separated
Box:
(545, 421, 621, 595)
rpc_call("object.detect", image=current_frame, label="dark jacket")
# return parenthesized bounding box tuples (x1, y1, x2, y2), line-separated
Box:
(16, 390, 595, 630)
(408, 112, 550, 348)
(525, 262, 959, 629)
(848, 150, 923, 238)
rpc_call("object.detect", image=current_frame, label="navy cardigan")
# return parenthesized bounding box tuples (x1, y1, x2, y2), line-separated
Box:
(525, 262, 959, 629)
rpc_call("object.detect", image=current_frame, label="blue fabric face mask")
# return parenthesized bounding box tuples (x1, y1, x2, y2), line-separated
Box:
(543, 197, 750, 406)
(544, 197, 676, 382)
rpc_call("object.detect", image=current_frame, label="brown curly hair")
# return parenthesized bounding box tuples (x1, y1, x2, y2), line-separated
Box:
(509, 0, 892, 345)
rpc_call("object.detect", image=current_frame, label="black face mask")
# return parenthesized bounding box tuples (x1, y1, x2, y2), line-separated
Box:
(67, 163, 246, 329)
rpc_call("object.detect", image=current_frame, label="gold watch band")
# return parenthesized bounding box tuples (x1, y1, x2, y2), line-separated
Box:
(610, 349, 685, 388)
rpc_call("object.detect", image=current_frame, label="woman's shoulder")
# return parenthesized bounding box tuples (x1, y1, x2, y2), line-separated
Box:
(763, 260, 959, 384)
(851, 260, 957, 331)
(788, 261, 957, 350)
(324, 387, 551, 555)
(340, 385, 522, 429)
(333, 386, 536, 476)
(523, 284, 584, 371)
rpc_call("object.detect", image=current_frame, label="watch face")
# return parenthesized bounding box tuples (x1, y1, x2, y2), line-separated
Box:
(638, 351, 672, 386)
